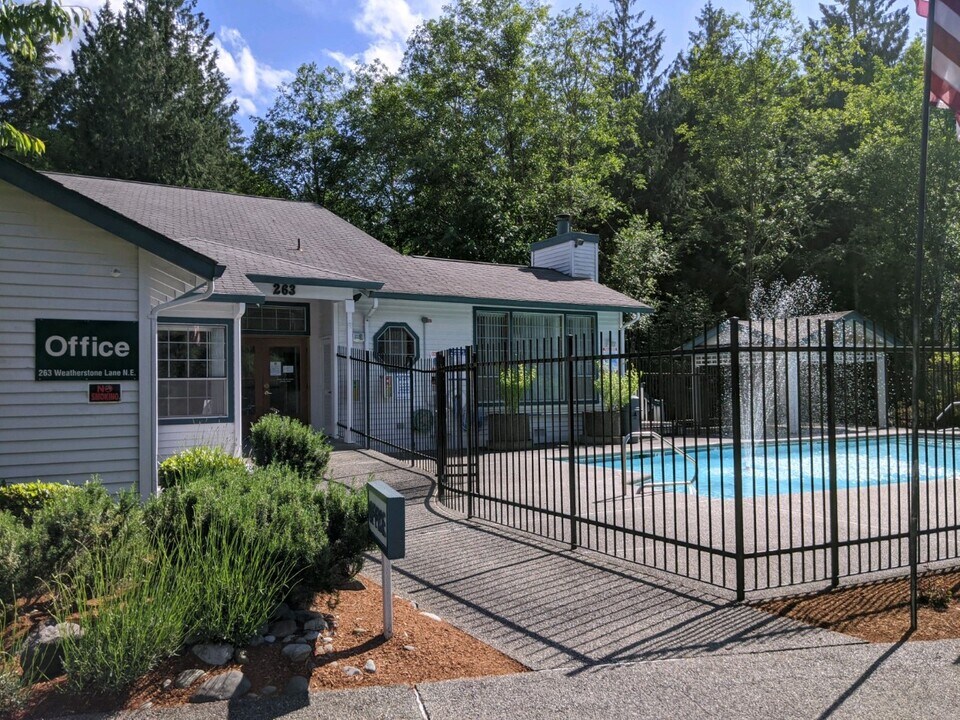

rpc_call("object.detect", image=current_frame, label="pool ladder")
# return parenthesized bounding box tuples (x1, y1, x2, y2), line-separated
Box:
(620, 431, 699, 493)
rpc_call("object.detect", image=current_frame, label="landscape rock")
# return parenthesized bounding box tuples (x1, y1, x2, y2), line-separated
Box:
(352, 627, 368, 636)
(261, 685, 277, 696)
(402, 645, 416, 652)
(189, 671, 250, 703)
(175, 669, 206, 689)
(303, 618, 327, 632)
(282, 634, 298, 643)
(285, 676, 310, 695)
(296, 610, 325, 623)
(234, 648, 249, 664)
(302, 630, 320, 642)
(323, 643, 334, 654)
(364, 659, 377, 673)
(343, 666, 362, 677)
(281, 643, 313, 663)
(161, 679, 173, 690)
(264, 635, 276, 644)
(270, 619, 298, 638)
(272, 603, 295, 621)
(19, 622, 82, 680)
(247, 635, 264, 647)
(419, 612, 441, 622)
(191, 643, 234, 666)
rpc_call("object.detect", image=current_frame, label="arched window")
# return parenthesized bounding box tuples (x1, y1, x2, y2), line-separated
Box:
(374, 323, 419, 367)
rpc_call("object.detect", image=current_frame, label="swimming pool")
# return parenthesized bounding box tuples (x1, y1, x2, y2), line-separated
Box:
(589, 436, 960, 499)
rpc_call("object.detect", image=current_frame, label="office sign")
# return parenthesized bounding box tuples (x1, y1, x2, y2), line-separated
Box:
(36, 319, 139, 381)
(367, 480, 405, 560)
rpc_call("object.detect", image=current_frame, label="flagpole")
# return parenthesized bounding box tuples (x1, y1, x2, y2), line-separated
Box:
(911, 0, 937, 633)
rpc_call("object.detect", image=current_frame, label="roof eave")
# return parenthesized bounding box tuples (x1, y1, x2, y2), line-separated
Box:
(370, 291, 651, 314)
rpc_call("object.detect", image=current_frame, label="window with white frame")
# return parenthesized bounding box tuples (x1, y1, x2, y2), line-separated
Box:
(474, 310, 596, 405)
(158, 323, 229, 420)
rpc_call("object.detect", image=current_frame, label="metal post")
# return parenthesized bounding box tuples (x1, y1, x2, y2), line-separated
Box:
(826, 320, 840, 588)
(435, 352, 447, 501)
(910, 0, 938, 632)
(381, 552, 393, 639)
(409, 367, 416, 466)
(466, 346, 476, 519)
(729, 318, 746, 601)
(566, 334, 579, 550)
(365, 351, 372, 450)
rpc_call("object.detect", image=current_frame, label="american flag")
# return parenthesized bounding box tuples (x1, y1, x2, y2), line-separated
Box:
(917, 0, 960, 128)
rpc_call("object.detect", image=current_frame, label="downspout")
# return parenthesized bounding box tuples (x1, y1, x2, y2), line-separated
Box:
(149, 278, 216, 495)
(619, 312, 643, 353)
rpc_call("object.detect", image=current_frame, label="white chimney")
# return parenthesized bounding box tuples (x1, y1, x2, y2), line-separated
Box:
(530, 215, 599, 281)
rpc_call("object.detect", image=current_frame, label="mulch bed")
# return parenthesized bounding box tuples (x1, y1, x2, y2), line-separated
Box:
(757, 570, 960, 642)
(10, 574, 526, 718)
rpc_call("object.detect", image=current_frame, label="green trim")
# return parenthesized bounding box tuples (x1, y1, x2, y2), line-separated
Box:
(373, 322, 420, 366)
(248, 274, 382, 290)
(0, 157, 223, 279)
(156, 317, 234, 425)
(241, 301, 311, 336)
(530, 232, 600, 252)
(372, 291, 649, 314)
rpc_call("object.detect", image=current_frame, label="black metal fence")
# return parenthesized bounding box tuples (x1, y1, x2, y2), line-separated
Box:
(339, 317, 960, 598)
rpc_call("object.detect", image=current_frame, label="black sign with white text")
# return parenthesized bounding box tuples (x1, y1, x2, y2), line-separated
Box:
(36, 319, 139, 381)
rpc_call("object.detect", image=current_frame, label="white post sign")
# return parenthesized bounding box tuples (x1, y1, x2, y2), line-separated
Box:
(367, 481, 405, 639)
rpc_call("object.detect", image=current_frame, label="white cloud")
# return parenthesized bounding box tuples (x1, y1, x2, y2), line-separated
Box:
(214, 27, 294, 117)
(50, 0, 110, 71)
(327, 0, 441, 73)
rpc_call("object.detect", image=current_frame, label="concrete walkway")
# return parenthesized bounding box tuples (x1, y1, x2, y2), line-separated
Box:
(55, 447, 960, 719)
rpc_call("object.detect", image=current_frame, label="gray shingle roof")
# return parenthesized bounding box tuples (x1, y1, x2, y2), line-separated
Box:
(43, 172, 649, 312)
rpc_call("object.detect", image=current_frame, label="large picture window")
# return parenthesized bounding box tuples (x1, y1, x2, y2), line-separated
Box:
(475, 310, 596, 405)
(158, 322, 230, 421)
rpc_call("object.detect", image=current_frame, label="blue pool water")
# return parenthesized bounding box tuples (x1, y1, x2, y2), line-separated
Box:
(590, 436, 960, 499)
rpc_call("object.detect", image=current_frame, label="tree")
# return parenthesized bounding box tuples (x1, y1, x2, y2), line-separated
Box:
(59, 0, 241, 189)
(811, 0, 908, 77)
(0, 0, 83, 155)
(0, 35, 61, 164)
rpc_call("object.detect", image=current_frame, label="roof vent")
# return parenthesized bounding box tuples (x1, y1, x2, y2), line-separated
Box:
(556, 214, 571, 236)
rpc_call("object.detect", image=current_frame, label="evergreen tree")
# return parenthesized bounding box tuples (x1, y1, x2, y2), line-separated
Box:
(60, 0, 241, 189)
(0, 36, 61, 165)
(811, 0, 909, 78)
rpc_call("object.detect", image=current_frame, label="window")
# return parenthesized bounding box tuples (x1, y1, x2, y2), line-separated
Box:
(374, 323, 419, 367)
(158, 323, 230, 421)
(242, 303, 308, 334)
(475, 310, 597, 405)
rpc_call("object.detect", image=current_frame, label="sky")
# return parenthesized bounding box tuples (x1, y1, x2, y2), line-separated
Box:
(53, 0, 928, 135)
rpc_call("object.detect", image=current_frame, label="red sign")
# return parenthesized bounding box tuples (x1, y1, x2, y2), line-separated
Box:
(88, 383, 121, 403)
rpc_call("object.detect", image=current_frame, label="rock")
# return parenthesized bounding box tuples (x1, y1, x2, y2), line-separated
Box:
(248, 635, 264, 648)
(246, 693, 258, 700)
(296, 610, 325, 623)
(270, 619, 298, 638)
(419, 612, 441, 622)
(343, 666, 362, 677)
(411, 600, 419, 609)
(234, 648, 249, 664)
(302, 630, 321, 642)
(263, 635, 276, 644)
(261, 685, 277, 697)
(139, 701, 153, 710)
(364, 659, 377, 673)
(321, 635, 334, 643)
(190, 671, 251, 703)
(281, 643, 313, 663)
(352, 627, 368, 636)
(19, 622, 82, 680)
(191, 643, 234, 666)
(402, 645, 416, 652)
(161, 679, 173, 690)
(175, 669, 206, 689)
(272, 603, 295, 621)
(303, 618, 327, 632)
(323, 643, 334, 654)
(285, 676, 310, 695)
(282, 634, 298, 643)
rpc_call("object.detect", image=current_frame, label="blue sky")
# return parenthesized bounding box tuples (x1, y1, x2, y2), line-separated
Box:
(57, 1, 926, 135)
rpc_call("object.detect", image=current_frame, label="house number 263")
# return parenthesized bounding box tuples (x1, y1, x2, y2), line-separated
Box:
(272, 283, 296, 296)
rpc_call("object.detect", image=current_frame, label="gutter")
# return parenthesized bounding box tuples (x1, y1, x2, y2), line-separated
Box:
(148, 278, 216, 495)
(362, 298, 380, 351)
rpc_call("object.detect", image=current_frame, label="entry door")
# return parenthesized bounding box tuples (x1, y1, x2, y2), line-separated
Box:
(242, 337, 310, 432)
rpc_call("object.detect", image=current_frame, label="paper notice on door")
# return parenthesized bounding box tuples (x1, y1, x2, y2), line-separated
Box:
(270, 361, 282, 376)
(282, 365, 294, 374)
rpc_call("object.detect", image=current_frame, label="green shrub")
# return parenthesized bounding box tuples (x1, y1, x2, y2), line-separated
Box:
(54, 526, 187, 691)
(146, 465, 370, 592)
(498, 364, 537, 413)
(594, 366, 642, 411)
(157, 446, 247, 489)
(19, 482, 141, 598)
(249, 414, 332, 478)
(0, 481, 79, 522)
(0, 513, 28, 601)
(175, 513, 296, 644)
(0, 648, 25, 716)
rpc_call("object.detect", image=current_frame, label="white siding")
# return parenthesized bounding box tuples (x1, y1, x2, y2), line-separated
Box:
(531, 240, 598, 281)
(0, 181, 140, 492)
(531, 244, 571, 275)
